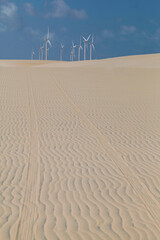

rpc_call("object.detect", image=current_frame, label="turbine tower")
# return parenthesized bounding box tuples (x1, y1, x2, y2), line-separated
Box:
(90, 35, 95, 60)
(45, 28, 52, 60)
(70, 51, 72, 61)
(78, 37, 83, 61)
(60, 44, 64, 61)
(82, 34, 91, 60)
(31, 48, 35, 60)
(71, 41, 76, 61)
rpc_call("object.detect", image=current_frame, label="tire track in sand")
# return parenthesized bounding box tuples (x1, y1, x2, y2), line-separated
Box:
(49, 71, 160, 232)
(15, 69, 40, 240)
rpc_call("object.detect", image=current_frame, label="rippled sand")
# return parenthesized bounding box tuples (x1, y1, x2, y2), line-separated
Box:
(1, 54, 160, 240)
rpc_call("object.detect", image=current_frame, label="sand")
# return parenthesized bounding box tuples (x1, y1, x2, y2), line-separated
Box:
(0, 54, 160, 240)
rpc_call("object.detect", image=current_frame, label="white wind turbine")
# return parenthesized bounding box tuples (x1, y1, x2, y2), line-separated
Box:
(90, 34, 95, 60)
(60, 43, 64, 61)
(45, 28, 52, 60)
(71, 41, 76, 61)
(31, 48, 35, 60)
(78, 37, 83, 61)
(39, 46, 41, 60)
(82, 34, 91, 60)
(40, 44, 44, 60)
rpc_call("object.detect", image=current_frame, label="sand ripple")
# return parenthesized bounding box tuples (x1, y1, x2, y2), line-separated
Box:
(1, 56, 160, 239)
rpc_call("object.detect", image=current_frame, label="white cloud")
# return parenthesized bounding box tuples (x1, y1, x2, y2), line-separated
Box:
(121, 25, 136, 35)
(95, 29, 114, 43)
(50, 0, 69, 18)
(0, 2, 23, 30)
(102, 29, 114, 39)
(46, 0, 88, 19)
(24, 3, 35, 16)
(0, 2, 17, 18)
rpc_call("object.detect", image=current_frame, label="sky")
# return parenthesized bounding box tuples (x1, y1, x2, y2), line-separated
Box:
(1, 0, 160, 60)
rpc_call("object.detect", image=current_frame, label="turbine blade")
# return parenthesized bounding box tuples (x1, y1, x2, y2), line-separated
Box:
(48, 40, 52, 47)
(87, 34, 91, 41)
(47, 27, 49, 39)
(92, 34, 94, 42)
(82, 36, 87, 41)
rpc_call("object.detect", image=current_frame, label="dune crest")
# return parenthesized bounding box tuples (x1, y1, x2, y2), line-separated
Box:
(1, 54, 160, 239)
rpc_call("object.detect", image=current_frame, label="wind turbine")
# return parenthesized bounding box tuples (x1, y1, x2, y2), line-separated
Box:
(40, 44, 44, 60)
(45, 28, 52, 60)
(31, 48, 35, 60)
(78, 37, 83, 61)
(82, 34, 91, 60)
(71, 41, 76, 61)
(39, 46, 41, 60)
(60, 43, 64, 61)
(90, 34, 95, 60)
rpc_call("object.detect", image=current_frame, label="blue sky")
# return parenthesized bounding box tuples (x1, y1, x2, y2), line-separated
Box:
(0, 0, 160, 60)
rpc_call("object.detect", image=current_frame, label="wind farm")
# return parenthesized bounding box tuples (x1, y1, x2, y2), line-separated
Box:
(30, 28, 95, 61)
(1, 1, 160, 240)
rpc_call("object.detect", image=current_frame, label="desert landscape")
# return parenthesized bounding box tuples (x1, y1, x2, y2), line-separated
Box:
(1, 54, 160, 240)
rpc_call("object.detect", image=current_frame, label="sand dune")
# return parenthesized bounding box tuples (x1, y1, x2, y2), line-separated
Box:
(1, 54, 160, 239)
